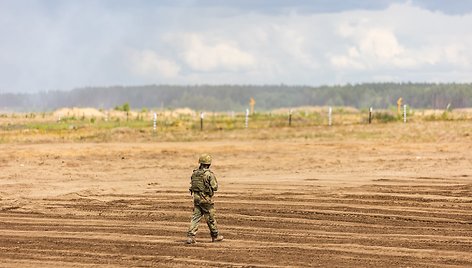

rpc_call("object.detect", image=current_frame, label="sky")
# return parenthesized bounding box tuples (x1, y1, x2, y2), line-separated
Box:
(1, 0, 472, 93)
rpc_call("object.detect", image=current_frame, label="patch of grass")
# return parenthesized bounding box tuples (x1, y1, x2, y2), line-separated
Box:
(424, 111, 452, 121)
(1, 108, 472, 143)
(373, 112, 399, 123)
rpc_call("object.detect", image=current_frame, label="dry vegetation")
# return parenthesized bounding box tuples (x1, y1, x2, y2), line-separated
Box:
(1, 106, 471, 143)
(0, 107, 471, 267)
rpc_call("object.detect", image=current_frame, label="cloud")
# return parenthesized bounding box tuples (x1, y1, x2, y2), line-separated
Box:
(329, 2, 472, 75)
(359, 29, 404, 60)
(2, 1, 472, 92)
(130, 50, 180, 78)
(170, 33, 255, 72)
(331, 27, 408, 69)
(443, 44, 470, 66)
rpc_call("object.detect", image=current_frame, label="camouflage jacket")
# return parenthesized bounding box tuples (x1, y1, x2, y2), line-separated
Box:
(189, 168, 218, 203)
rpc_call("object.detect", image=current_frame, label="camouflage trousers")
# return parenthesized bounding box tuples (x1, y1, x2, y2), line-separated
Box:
(187, 199, 219, 238)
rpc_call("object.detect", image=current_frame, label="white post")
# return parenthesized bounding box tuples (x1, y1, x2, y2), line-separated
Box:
(328, 106, 332, 126)
(200, 112, 204, 131)
(245, 108, 249, 128)
(153, 112, 157, 132)
(403, 104, 407, 123)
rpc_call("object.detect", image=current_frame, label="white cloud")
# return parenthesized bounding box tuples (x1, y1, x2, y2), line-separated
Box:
(330, 54, 366, 70)
(2, 1, 472, 92)
(173, 33, 255, 72)
(331, 27, 409, 69)
(130, 50, 180, 78)
(359, 28, 404, 60)
(443, 44, 470, 66)
(329, 2, 472, 75)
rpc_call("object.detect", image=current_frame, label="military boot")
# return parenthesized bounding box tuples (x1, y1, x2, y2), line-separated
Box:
(211, 235, 224, 242)
(186, 236, 196, 244)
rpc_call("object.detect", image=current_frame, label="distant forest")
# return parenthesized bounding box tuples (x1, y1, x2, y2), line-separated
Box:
(1, 83, 471, 112)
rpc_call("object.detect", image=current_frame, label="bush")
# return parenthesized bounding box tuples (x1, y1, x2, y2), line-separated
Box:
(373, 112, 398, 123)
(115, 102, 130, 112)
(424, 111, 451, 121)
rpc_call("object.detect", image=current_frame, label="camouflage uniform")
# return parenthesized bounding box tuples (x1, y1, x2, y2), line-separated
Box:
(187, 154, 223, 243)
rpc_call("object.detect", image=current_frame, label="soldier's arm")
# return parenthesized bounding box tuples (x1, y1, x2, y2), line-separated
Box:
(209, 172, 218, 192)
(189, 174, 193, 195)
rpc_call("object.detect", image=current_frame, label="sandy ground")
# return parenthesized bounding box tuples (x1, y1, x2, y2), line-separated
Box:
(0, 124, 471, 267)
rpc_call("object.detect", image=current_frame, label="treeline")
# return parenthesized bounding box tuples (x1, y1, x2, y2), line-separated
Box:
(1, 83, 471, 111)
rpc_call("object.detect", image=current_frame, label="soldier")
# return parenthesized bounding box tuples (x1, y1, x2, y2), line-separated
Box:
(186, 153, 224, 244)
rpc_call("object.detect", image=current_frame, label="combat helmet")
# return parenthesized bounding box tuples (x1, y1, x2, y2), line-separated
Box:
(198, 153, 212, 165)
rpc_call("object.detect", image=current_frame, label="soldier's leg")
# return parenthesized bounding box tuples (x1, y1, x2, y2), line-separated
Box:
(202, 203, 219, 238)
(187, 205, 203, 238)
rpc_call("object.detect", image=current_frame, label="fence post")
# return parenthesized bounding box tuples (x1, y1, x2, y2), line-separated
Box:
(369, 107, 373, 124)
(200, 112, 204, 131)
(289, 109, 292, 127)
(153, 112, 157, 133)
(403, 104, 407, 123)
(245, 109, 249, 128)
(328, 106, 332, 126)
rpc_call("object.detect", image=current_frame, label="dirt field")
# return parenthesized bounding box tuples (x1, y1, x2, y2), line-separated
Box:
(0, 121, 471, 267)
